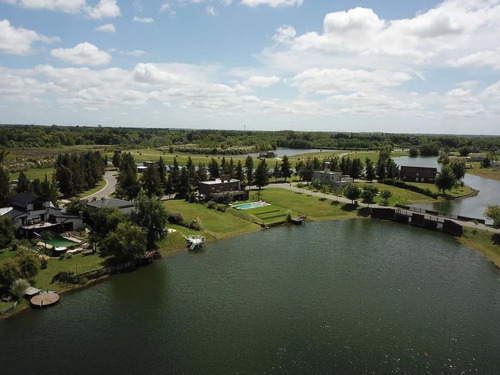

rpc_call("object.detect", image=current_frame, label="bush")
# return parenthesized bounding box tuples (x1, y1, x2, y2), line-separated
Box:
(187, 218, 203, 231)
(206, 201, 217, 210)
(216, 205, 226, 212)
(10, 279, 30, 300)
(168, 213, 184, 225)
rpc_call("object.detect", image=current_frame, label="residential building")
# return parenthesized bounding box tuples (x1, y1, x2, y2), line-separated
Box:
(198, 177, 247, 202)
(1, 192, 83, 235)
(313, 162, 353, 187)
(87, 198, 136, 214)
(400, 166, 437, 183)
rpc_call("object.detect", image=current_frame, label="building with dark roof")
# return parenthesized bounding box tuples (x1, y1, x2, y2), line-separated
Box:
(87, 198, 136, 214)
(400, 166, 438, 183)
(1, 193, 84, 235)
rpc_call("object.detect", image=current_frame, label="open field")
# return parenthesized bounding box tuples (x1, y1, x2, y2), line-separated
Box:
(9, 167, 54, 181)
(458, 227, 500, 267)
(465, 163, 500, 182)
(405, 181, 477, 198)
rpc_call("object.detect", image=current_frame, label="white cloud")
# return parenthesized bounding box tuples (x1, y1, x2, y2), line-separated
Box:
(450, 49, 500, 70)
(0, 19, 59, 55)
(241, 0, 302, 8)
(206, 6, 216, 16)
(86, 0, 120, 19)
(16, 0, 86, 13)
(289, 68, 412, 94)
(133, 16, 154, 23)
(95, 23, 116, 33)
(2, 0, 120, 18)
(273, 25, 296, 43)
(51, 42, 112, 66)
(243, 75, 281, 88)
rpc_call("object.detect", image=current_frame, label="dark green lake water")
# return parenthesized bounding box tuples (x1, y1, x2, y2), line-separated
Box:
(1, 220, 499, 375)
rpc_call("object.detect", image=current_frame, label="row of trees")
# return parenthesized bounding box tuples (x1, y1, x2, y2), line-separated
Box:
(2, 125, 499, 153)
(55, 151, 106, 197)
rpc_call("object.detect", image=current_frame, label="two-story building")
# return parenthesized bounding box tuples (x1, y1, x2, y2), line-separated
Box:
(313, 162, 353, 187)
(198, 177, 247, 202)
(1, 192, 83, 236)
(400, 166, 437, 183)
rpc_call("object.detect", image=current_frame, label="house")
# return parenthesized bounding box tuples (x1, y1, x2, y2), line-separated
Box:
(312, 162, 353, 187)
(1, 192, 83, 235)
(198, 176, 247, 202)
(87, 198, 136, 214)
(400, 166, 437, 183)
(258, 151, 277, 159)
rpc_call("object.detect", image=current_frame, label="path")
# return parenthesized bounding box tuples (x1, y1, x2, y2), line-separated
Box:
(83, 171, 117, 200)
(266, 183, 500, 234)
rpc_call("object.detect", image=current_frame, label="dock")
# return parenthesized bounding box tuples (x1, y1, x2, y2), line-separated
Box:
(185, 235, 206, 250)
(30, 292, 60, 308)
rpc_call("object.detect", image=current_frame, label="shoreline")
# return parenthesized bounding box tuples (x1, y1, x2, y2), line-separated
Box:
(2, 207, 498, 320)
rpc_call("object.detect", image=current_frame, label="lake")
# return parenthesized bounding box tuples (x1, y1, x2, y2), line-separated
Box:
(1, 220, 499, 375)
(393, 156, 500, 221)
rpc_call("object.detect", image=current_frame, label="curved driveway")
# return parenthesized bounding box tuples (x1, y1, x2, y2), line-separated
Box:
(84, 171, 117, 200)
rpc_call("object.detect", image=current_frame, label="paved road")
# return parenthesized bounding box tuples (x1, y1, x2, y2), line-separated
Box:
(83, 171, 117, 200)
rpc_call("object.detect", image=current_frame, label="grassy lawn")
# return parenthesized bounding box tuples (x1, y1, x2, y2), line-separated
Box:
(9, 167, 55, 181)
(405, 181, 477, 198)
(108, 150, 251, 166)
(465, 165, 500, 182)
(162, 200, 261, 243)
(262, 188, 359, 221)
(458, 227, 500, 268)
(234, 203, 289, 225)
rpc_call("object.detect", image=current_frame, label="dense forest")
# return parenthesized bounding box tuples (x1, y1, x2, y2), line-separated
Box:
(1, 125, 499, 153)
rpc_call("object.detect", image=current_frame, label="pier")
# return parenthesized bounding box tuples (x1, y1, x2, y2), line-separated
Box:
(30, 292, 60, 308)
(185, 235, 206, 250)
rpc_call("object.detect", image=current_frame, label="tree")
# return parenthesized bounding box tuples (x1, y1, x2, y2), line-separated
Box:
(300, 157, 315, 182)
(459, 146, 470, 156)
(484, 205, 500, 228)
(273, 161, 281, 182)
(88, 207, 128, 252)
(10, 279, 30, 300)
(365, 158, 376, 181)
(280, 155, 292, 182)
(116, 153, 140, 201)
(16, 171, 32, 193)
(254, 159, 269, 189)
(100, 222, 147, 263)
(360, 190, 374, 205)
(379, 190, 392, 206)
(245, 156, 254, 187)
(208, 158, 220, 179)
(435, 165, 456, 193)
(321, 184, 330, 199)
(420, 141, 440, 156)
(16, 252, 40, 279)
(112, 150, 121, 168)
(171, 157, 180, 190)
(0, 259, 21, 287)
(344, 184, 361, 204)
(0, 166, 10, 207)
(142, 164, 163, 198)
(349, 158, 363, 180)
(157, 156, 167, 190)
(131, 193, 169, 250)
(450, 159, 466, 181)
(0, 215, 16, 248)
(409, 147, 419, 157)
(235, 160, 244, 184)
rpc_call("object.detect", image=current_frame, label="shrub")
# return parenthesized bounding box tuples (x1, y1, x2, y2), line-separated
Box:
(206, 201, 217, 210)
(187, 218, 203, 231)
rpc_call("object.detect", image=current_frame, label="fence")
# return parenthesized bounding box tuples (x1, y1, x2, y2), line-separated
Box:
(395, 204, 485, 224)
(0, 301, 18, 315)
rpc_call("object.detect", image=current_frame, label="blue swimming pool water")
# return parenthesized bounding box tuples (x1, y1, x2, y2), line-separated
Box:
(234, 202, 270, 210)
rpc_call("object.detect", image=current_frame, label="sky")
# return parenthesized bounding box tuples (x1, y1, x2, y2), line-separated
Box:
(1, 0, 500, 135)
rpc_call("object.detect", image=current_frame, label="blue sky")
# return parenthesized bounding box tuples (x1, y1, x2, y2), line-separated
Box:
(1, 0, 500, 135)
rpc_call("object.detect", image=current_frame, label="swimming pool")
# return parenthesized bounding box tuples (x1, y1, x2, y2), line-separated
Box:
(234, 202, 270, 210)
(45, 237, 79, 248)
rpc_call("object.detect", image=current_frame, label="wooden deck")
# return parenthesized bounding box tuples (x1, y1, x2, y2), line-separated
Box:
(30, 293, 60, 308)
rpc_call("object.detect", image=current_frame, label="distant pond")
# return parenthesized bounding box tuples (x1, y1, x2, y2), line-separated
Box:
(393, 156, 500, 222)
